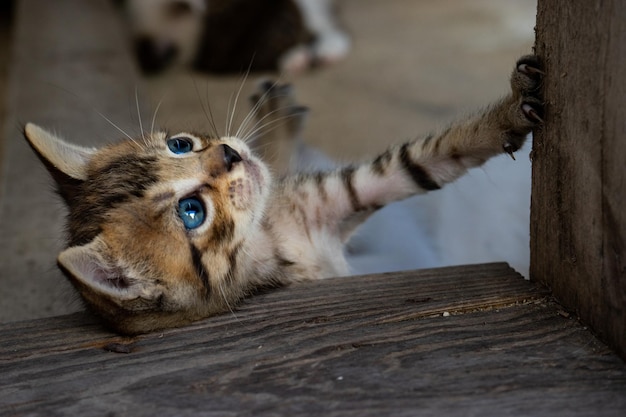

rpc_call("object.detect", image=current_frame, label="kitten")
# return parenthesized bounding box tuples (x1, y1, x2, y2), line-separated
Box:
(23, 56, 543, 334)
(125, 0, 350, 75)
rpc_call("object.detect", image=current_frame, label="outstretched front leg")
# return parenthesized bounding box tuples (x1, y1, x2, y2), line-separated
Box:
(368, 54, 543, 191)
(277, 55, 544, 240)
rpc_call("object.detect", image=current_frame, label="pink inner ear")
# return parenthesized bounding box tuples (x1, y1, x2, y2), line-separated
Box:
(91, 266, 131, 290)
(59, 245, 131, 293)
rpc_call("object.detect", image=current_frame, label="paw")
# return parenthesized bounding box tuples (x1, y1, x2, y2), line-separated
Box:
(278, 45, 314, 75)
(511, 55, 544, 124)
(248, 81, 310, 174)
(311, 31, 351, 65)
(501, 55, 544, 158)
(278, 32, 350, 75)
(250, 80, 308, 124)
(248, 80, 309, 141)
(250, 80, 295, 110)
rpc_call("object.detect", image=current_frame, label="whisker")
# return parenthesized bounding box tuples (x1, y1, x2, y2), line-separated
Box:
(242, 104, 302, 144)
(235, 79, 283, 140)
(226, 92, 235, 137)
(44, 82, 137, 144)
(150, 91, 167, 137)
(227, 65, 253, 137)
(204, 82, 220, 137)
(135, 86, 146, 144)
(192, 76, 220, 137)
(243, 109, 291, 143)
(218, 279, 241, 323)
(100, 111, 141, 147)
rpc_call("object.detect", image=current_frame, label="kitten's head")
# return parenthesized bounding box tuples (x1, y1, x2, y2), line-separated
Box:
(24, 123, 271, 334)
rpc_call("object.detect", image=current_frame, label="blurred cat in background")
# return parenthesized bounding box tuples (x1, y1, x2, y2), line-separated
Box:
(122, 0, 350, 75)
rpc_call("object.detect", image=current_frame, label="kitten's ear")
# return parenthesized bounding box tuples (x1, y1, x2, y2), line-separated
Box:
(58, 240, 146, 302)
(59, 240, 165, 333)
(23, 123, 95, 201)
(24, 123, 95, 180)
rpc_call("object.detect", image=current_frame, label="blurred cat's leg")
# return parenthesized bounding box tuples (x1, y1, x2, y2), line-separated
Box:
(281, 0, 350, 73)
(248, 81, 309, 176)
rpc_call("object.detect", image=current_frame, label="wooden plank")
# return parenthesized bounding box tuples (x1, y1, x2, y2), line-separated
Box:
(532, 1, 626, 359)
(2, 264, 625, 416)
(0, 0, 141, 321)
(0, 1, 13, 179)
(0, 263, 540, 358)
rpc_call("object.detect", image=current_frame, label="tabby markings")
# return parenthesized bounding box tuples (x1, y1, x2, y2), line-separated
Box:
(189, 243, 211, 296)
(340, 166, 362, 211)
(68, 155, 159, 246)
(371, 149, 393, 176)
(314, 172, 328, 203)
(95, 155, 159, 207)
(398, 143, 441, 191)
(225, 242, 243, 284)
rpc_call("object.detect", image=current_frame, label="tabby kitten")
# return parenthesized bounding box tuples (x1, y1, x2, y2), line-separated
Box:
(24, 55, 543, 334)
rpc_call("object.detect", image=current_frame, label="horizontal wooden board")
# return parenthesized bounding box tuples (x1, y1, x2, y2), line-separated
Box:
(2, 263, 625, 416)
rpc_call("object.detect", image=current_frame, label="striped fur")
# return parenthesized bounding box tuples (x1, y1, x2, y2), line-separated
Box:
(23, 55, 543, 334)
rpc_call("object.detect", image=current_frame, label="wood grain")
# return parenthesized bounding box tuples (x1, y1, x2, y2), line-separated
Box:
(0, 0, 142, 321)
(2, 263, 625, 416)
(532, 0, 626, 359)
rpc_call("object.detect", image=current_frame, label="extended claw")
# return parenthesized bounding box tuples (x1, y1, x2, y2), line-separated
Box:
(503, 143, 517, 160)
(522, 103, 544, 123)
(517, 63, 545, 76)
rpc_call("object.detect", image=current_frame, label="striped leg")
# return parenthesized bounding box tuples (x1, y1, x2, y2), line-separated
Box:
(278, 55, 544, 240)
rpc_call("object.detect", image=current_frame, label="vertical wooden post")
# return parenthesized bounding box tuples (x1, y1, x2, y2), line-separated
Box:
(532, 1, 626, 359)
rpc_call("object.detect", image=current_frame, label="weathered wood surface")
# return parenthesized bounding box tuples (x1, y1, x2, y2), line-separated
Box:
(0, 0, 141, 321)
(2, 263, 626, 417)
(532, 0, 626, 359)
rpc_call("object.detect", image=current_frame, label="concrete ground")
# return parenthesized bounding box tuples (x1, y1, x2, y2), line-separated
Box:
(0, 0, 536, 322)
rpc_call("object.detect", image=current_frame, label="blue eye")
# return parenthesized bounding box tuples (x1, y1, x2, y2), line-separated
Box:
(178, 197, 205, 229)
(167, 137, 193, 154)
